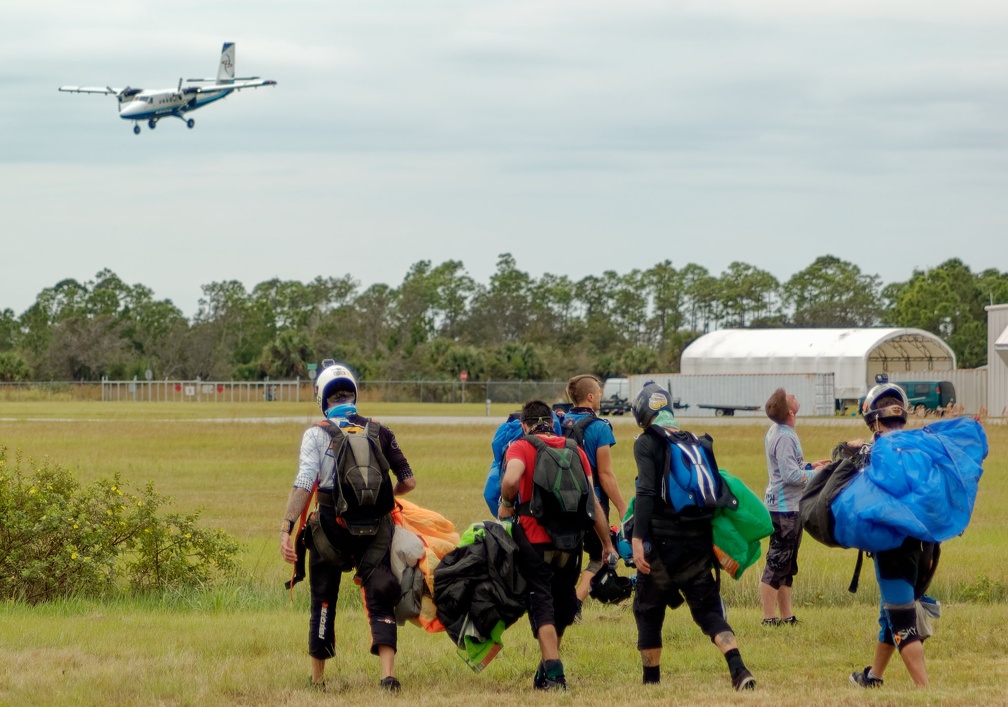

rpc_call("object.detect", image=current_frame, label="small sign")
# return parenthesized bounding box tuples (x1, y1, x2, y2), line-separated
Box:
(145, 369, 153, 381)
(307, 363, 318, 381)
(460, 370, 468, 382)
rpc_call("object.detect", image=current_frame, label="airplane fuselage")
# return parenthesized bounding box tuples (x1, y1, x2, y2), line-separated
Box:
(118, 87, 232, 121)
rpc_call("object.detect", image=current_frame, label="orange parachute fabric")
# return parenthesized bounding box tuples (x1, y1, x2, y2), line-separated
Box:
(391, 498, 460, 633)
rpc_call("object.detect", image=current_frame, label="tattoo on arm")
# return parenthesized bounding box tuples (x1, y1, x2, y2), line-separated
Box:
(283, 487, 311, 523)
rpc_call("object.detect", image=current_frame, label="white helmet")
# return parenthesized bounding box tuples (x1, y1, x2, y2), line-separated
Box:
(862, 383, 909, 427)
(314, 361, 357, 413)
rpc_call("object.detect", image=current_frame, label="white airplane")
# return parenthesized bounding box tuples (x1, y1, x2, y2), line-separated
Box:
(59, 43, 276, 134)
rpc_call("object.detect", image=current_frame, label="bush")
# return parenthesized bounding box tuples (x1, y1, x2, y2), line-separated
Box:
(0, 447, 239, 603)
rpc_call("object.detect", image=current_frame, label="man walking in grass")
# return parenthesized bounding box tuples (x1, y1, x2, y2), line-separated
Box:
(561, 374, 629, 611)
(629, 382, 756, 692)
(279, 360, 416, 693)
(846, 383, 939, 689)
(496, 399, 616, 691)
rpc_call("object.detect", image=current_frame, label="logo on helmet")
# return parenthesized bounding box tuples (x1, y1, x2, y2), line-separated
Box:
(648, 392, 668, 410)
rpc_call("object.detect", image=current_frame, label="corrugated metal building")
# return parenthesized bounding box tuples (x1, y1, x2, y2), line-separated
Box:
(986, 304, 1008, 418)
(680, 328, 956, 402)
(627, 372, 835, 418)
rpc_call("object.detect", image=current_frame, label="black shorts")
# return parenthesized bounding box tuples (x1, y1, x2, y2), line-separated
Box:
(512, 522, 583, 639)
(760, 512, 803, 589)
(633, 536, 731, 649)
(582, 489, 611, 563)
(307, 510, 399, 659)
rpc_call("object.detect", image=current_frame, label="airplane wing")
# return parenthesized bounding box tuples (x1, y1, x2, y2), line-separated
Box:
(187, 76, 260, 82)
(59, 86, 124, 95)
(189, 79, 276, 95)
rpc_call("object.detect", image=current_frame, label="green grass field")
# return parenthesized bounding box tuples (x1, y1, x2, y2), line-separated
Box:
(1, 403, 1006, 705)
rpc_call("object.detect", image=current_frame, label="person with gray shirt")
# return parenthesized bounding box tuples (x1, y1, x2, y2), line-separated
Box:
(759, 388, 826, 626)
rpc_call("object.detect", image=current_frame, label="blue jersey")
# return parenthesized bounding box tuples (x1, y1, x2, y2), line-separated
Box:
(562, 409, 616, 474)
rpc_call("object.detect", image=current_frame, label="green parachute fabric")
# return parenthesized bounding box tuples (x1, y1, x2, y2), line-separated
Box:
(711, 470, 773, 580)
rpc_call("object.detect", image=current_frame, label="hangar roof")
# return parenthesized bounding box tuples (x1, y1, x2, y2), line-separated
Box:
(680, 328, 956, 400)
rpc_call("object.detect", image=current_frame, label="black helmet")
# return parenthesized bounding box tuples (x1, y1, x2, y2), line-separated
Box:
(631, 382, 675, 428)
(862, 383, 909, 428)
(589, 565, 634, 604)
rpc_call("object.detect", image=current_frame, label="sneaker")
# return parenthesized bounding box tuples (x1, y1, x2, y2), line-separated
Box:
(850, 666, 883, 689)
(761, 618, 781, 627)
(533, 663, 547, 690)
(732, 669, 756, 691)
(379, 676, 401, 693)
(540, 675, 567, 691)
(536, 674, 566, 691)
(308, 678, 327, 693)
(780, 616, 801, 626)
(533, 660, 567, 691)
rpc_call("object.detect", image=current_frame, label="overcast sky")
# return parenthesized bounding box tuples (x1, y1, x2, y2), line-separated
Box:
(3, 1, 1006, 318)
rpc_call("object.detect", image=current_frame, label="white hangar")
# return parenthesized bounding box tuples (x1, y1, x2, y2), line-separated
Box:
(680, 328, 957, 402)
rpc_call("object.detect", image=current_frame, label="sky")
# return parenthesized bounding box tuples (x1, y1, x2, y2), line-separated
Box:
(3, 1, 1007, 319)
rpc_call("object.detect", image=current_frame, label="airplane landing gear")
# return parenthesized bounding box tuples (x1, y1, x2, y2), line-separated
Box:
(148, 119, 157, 130)
(186, 118, 195, 129)
(133, 124, 141, 135)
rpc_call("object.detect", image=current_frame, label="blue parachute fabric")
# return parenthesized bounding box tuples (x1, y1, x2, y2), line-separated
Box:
(483, 460, 505, 516)
(832, 417, 987, 552)
(482, 419, 523, 514)
(482, 413, 563, 515)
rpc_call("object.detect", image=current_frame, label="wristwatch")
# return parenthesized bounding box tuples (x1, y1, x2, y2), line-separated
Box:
(280, 519, 294, 534)
(499, 496, 514, 508)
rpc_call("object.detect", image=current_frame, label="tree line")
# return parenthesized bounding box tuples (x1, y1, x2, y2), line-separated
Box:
(1, 255, 1005, 383)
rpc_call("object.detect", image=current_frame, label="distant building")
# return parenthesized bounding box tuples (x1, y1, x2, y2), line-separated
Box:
(986, 305, 1008, 418)
(680, 328, 956, 403)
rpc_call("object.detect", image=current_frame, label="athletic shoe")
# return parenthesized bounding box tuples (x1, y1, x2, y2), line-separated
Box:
(308, 678, 327, 692)
(780, 616, 801, 626)
(732, 669, 756, 691)
(379, 676, 401, 693)
(760, 618, 781, 627)
(533, 660, 567, 691)
(850, 666, 883, 688)
(538, 675, 567, 691)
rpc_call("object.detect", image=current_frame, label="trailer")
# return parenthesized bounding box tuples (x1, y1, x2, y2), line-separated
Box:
(599, 395, 630, 416)
(696, 403, 761, 417)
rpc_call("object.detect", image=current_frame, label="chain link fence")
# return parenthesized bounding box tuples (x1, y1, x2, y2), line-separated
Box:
(0, 379, 571, 406)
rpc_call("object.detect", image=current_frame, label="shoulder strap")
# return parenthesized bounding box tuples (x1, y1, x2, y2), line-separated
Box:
(564, 414, 602, 443)
(365, 418, 381, 444)
(848, 551, 864, 594)
(524, 433, 548, 452)
(323, 421, 349, 457)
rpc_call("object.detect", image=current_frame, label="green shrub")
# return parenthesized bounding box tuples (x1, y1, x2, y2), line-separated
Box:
(0, 447, 238, 603)
(953, 575, 1008, 603)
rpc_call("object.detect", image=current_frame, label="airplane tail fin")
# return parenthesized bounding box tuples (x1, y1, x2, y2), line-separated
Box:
(217, 42, 235, 83)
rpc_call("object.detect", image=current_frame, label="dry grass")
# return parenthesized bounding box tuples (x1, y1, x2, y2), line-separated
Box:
(1, 403, 1006, 705)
